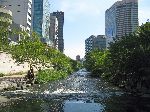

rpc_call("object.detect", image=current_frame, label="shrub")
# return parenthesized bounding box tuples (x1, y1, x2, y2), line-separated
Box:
(0, 73, 4, 77)
(36, 69, 68, 84)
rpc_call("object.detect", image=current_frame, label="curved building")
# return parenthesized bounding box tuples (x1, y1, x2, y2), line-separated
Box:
(51, 11, 64, 52)
(105, 0, 138, 46)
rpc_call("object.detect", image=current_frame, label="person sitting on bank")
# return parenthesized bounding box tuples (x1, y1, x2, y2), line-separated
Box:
(26, 67, 34, 83)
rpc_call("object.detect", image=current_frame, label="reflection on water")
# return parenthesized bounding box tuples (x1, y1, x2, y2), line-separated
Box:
(0, 69, 150, 112)
(63, 99, 104, 112)
(1, 94, 150, 112)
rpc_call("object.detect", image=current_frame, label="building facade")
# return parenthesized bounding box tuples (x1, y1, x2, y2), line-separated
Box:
(0, 0, 32, 32)
(49, 13, 58, 49)
(85, 35, 106, 55)
(85, 35, 95, 55)
(32, 0, 43, 37)
(51, 11, 64, 52)
(105, 0, 138, 46)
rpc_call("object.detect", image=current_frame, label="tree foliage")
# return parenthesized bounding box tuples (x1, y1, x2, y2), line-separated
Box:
(8, 30, 80, 83)
(0, 9, 84, 83)
(84, 22, 150, 93)
(70, 59, 83, 71)
(10, 32, 49, 70)
(0, 12, 12, 51)
(109, 22, 150, 89)
(45, 47, 73, 74)
(84, 49, 111, 77)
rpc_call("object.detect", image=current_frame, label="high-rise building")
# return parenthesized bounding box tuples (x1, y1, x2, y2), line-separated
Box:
(105, 0, 138, 45)
(49, 13, 58, 49)
(32, 0, 51, 46)
(85, 35, 106, 55)
(51, 11, 64, 52)
(0, 0, 32, 32)
(85, 35, 95, 55)
(32, 0, 43, 37)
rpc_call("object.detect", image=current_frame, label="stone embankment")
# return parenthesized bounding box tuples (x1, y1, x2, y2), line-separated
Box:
(0, 52, 32, 91)
(0, 75, 32, 91)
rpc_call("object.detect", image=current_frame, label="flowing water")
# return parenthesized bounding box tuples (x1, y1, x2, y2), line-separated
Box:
(0, 69, 150, 112)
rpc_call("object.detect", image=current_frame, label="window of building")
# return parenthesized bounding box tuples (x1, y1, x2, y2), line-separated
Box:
(9, 5, 11, 6)
(27, 23, 31, 28)
(18, 5, 20, 6)
(28, 12, 31, 17)
(17, 11, 20, 12)
(28, 18, 31, 23)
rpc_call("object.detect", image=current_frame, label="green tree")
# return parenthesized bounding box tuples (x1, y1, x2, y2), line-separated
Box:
(109, 22, 150, 91)
(45, 48, 73, 74)
(84, 49, 111, 77)
(70, 59, 83, 71)
(0, 7, 12, 51)
(10, 31, 49, 71)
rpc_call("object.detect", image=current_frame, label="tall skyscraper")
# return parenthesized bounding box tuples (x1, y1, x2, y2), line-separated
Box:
(32, 0, 51, 45)
(85, 35, 106, 55)
(49, 13, 58, 49)
(105, 0, 138, 45)
(51, 11, 64, 53)
(32, 0, 43, 37)
(0, 0, 32, 32)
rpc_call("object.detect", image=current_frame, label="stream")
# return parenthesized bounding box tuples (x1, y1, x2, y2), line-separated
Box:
(0, 69, 150, 112)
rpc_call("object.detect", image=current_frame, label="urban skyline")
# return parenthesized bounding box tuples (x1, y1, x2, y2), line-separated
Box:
(50, 0, 150, 59)
(0, 0, 64, 52)
(0, 0, 150, 59)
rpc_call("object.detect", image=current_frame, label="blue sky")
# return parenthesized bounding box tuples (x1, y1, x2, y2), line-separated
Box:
(49, 0, 150, 59)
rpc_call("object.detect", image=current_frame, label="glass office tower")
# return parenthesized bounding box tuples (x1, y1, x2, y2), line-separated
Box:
(32, 0, 50, 39)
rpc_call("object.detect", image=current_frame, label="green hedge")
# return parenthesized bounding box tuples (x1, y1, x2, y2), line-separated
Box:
(36, 69, 68, 83)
